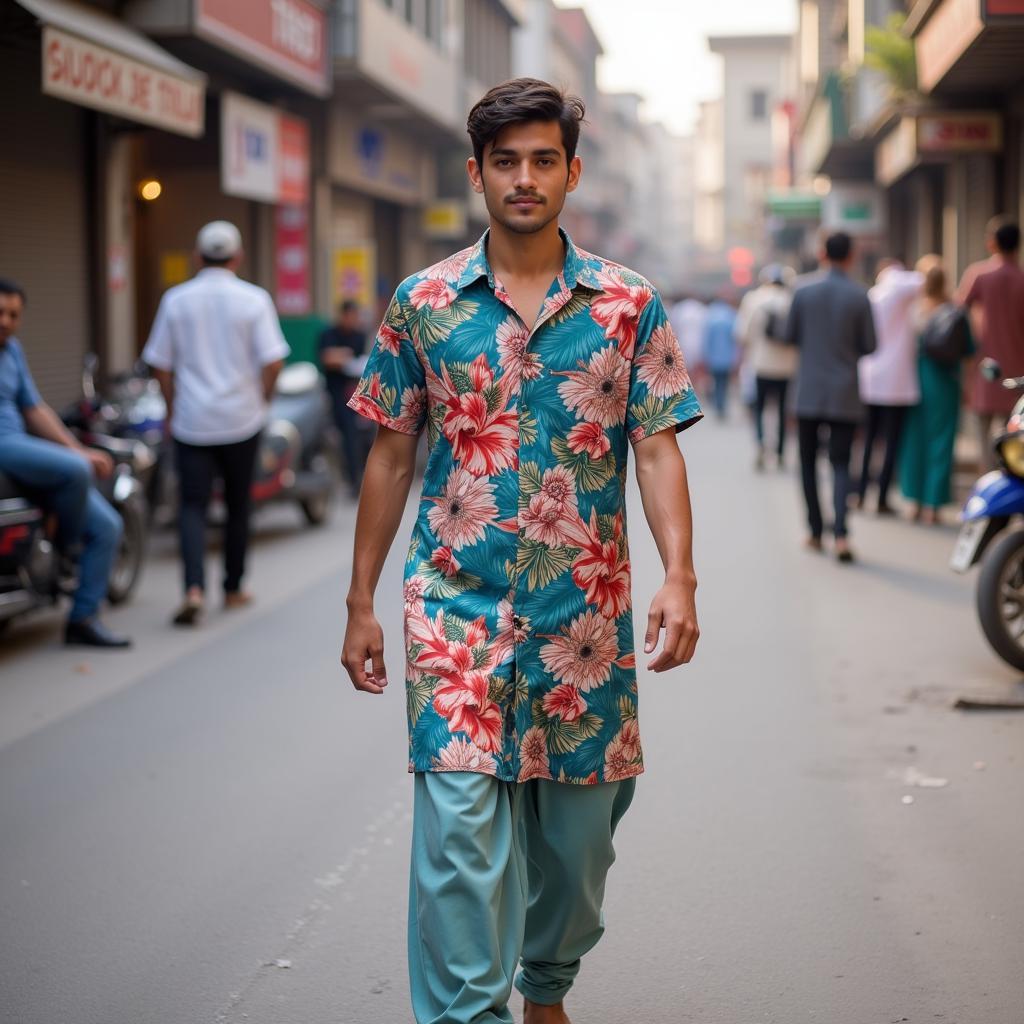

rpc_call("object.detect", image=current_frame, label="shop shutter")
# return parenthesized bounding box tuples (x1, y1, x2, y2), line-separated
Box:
(0, 41, 91, 409)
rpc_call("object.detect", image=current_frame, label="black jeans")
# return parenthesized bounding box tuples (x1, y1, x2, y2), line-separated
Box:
(857, 403, 910, 509)
(755, 377, 790, 458)
(798, 418, 856, 540)
(175, 433, 260, 594)
(329, 387, 365, 489)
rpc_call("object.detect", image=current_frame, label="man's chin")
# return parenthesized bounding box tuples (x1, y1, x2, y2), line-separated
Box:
(493, 210, 558, 235)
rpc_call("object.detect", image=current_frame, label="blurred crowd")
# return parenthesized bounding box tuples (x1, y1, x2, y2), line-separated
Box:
(671, 216, 1024, 556)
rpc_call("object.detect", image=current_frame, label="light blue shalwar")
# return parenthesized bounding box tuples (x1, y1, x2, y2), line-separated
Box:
(409, 770, 635, 1024)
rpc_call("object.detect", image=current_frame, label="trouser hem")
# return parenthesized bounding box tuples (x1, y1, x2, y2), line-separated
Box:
(514, 972, 573, 1006)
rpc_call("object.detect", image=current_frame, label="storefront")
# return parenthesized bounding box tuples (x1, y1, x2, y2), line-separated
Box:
(876, 111, 1003, 277)
(0, 0, 205, 402)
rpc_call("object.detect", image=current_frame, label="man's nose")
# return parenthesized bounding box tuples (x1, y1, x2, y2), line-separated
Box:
(514, 162, 537, 190)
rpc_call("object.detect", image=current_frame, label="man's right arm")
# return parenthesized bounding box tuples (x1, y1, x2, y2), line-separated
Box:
(341, 425, 420, 694)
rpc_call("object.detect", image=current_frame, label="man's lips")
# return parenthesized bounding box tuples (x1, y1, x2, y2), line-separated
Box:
(508, 196, 543, 207)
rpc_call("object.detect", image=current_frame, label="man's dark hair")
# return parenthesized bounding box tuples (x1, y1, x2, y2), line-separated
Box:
(201, 256, 233, 268)
(0, 278, 26, 303)
(339, 299, 359, 315)
(994, 221, 1021, 254)
(467, 78, 586, 168)
(824, 232, 853, 263)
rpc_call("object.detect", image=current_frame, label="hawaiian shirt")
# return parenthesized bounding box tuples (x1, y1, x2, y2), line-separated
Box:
(348, 230, 702, 785)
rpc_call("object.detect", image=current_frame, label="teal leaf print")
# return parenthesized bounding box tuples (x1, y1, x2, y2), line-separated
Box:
(551, 437, 615, 492)
(408, 299, 479, 349)
(407, 674, 434, 725)
(417, 561, 483, 599)
(516, 540, 575, 591)
(628, 394, 681, 436)
(532, 698, 603, 755)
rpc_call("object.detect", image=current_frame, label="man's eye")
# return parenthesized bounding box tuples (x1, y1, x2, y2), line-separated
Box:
(538, 159, 553, 167)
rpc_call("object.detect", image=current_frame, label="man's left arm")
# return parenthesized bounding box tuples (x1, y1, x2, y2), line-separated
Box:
(22, 403, 112, 478)
(633, 428, 699, 670)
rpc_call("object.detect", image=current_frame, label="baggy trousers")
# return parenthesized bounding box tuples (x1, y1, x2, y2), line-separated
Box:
(408, 771, 636, 1024)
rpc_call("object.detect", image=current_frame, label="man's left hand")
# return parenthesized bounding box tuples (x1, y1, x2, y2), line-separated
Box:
(83, 448, 114, 480)
(644, 579, 699, 671)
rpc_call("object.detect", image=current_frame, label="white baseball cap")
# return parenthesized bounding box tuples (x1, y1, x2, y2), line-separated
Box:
(196, 221, 242, 260)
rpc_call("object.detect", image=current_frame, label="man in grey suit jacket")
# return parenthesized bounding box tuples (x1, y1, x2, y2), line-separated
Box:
(786, 232, 877, 562)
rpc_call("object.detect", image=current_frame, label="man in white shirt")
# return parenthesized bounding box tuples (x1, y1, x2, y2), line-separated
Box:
(143, 221, 289, 625)
(669, 294, 708, 393)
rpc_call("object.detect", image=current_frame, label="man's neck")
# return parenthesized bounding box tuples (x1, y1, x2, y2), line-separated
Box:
(485, 219, 565, 281)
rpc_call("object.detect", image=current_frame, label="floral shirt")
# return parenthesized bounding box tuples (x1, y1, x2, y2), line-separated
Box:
(349, 230, 702, 785)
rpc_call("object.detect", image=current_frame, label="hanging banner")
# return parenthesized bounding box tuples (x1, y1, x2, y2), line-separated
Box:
(221, 93, 310, 204)
(331, 245, 376, 314)
(275, 205, 311, 315)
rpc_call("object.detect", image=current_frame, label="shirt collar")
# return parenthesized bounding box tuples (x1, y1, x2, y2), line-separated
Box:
(455, 228, 604, 293)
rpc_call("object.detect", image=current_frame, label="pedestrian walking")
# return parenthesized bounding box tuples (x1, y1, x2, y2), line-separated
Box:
(900, 256, 975, 525)
(143, 221, 289, 626)
(735, 264, 797, 469)
(318, 299, 369, 497)
(340, 78, 702, 1024)
(669, 292, 707, 394)
(961, 220, 1024, 471)
(855, 260, 923, 513)
(786, 232, 877, 562)
(703, 294, 738, 419)
(0, 279, 130, 647)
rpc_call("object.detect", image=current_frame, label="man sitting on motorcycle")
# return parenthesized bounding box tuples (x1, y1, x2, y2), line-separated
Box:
(0, 278, 131, 647)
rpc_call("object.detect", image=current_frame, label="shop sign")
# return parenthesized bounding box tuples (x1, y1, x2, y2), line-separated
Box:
(331, 246, 376, 315)
(986, 0, 1024, 14)
(275, 205, 310, 315)
(42, 26, 204, 137)
(422, 201, 467, 240)
(195, 0, 330, 97)
(917, 112, 1002, 152)
(916, 0, 985, 92)
(822, 184, 885, 235)
(221, 93, 309, 205)
(875, 117, 918, 186)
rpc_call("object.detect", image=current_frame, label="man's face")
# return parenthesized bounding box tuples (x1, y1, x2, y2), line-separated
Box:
(0, 292, 24, 345)
(339, 308, 361, 331)
(468, 120, 581, 236)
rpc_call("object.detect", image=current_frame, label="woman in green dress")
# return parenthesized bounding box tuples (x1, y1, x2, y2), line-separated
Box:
(900, 256, 976, 525)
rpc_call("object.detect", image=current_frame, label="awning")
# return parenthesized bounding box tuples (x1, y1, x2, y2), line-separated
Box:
(17, 0, 206, 137)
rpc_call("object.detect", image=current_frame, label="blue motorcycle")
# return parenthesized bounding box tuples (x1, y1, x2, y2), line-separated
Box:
(952, 360, 1024, 670)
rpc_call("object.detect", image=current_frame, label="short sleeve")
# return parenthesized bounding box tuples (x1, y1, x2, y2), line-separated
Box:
(12, 342, 41, 410)
(142, 294, 175, 371)
(346, 290, 427, 436)
(626, 293, 703, 445)
(253, 292, 290, 366)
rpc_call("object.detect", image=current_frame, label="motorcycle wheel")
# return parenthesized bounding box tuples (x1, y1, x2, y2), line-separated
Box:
(976, 528, 1024, 672)
(107, 499, 147, 605)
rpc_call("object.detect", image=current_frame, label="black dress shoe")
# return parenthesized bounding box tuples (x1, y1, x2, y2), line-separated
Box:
(65, 618, 132, 648)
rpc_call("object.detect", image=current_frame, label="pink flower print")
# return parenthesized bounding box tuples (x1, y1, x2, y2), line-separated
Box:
(394, 384, 426, 433)
(469, 352, 494, 391)
(377, 322, 404, 355)
(589, 269, 653, 356)
(603, 731, 640, 781)
(427, 468, 498, 549)
(554, 345, 630, 427)
(430, 545, 461, 578)
(635, 323, 691, 398)
(519, 726, 553, 780)
(423, 248, 473, 283)
(432, 737, 498, 774)
(496, 316, 542, 381)
(538, 609, 619, 692)
(566, 421, 611, 459)
(410, 277, 457, 311)
(442, 391, 519, 476)
(538, 464, 578, 512)
(432, 671, 503, 752)
(542, 682, 588, 723)
(521, 492, 573, 546)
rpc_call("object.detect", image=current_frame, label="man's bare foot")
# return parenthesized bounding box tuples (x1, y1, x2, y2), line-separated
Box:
(523, 998, 571, 1024)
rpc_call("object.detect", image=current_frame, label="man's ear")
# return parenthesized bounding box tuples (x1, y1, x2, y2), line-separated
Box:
(566, 155, 582, 194)
(467, 157, 484, 195)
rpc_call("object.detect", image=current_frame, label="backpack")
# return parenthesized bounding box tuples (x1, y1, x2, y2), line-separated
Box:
(921, 305, 971, 367)
(762, 304, 788, 344)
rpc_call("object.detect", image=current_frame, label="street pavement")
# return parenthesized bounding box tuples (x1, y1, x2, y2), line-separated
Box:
(1, 415, 1022, 1024)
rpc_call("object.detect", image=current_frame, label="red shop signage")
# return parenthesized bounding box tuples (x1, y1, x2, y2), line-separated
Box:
(987, 0, 1024, 14)
(278, 114, 310, 205)
(275, 204, 311, 316)
(195, 0, 330, 96)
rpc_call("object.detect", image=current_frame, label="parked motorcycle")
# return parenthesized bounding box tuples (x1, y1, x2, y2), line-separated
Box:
(951, 359, 1024, 670)
(0, 433, 154, 633)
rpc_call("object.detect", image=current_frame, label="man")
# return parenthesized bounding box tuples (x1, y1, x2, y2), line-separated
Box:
(702, 293, 738, 419)
(0, 279, 129, 646)
(735, 264, 797, 469)
(856, 259, 923, 513)
(143, 222, 289, 626)
(786, 231, 877, 562)
(341, 79, 702, 1024)
(318, 299, 369, 496)
(669, 292, 707, 394)
(962, 220, 1024, 470)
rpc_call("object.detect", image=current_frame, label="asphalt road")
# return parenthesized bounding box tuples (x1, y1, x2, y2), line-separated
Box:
(1, 416, 1022, 1024)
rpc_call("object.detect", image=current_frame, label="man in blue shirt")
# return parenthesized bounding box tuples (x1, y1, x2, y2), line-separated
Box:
(0, 278, 130, 646)
(703, 295, 738, 419)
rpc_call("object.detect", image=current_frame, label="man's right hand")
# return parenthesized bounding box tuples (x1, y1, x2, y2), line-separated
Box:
(83, 447, 114, 480)
(341, 606, 389, 694)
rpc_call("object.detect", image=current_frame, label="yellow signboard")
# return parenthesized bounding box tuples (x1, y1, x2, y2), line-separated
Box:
(160, 251, 191, 289)
(331, 245, 376, 313)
